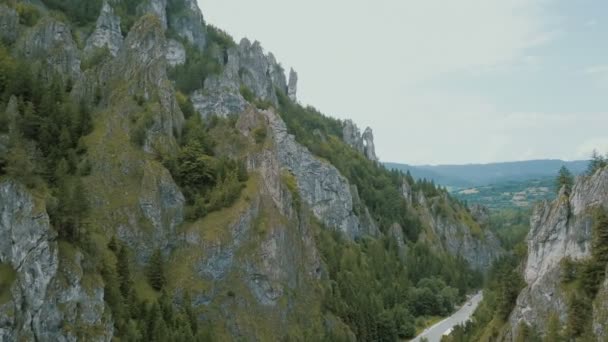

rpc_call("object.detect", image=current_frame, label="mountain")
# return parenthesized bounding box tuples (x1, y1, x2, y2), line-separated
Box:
(506, 166, 608, 340)
(0, 1, 501, 341)
(386, 159, 589, 187)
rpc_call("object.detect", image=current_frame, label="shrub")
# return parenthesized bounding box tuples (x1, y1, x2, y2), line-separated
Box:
(253, 126, 266, 144)
(239, 85, 255, 103)
(16, 3, 41, 27)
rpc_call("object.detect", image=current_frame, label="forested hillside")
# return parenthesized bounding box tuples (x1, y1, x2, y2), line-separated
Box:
(0, 0, 501, 340)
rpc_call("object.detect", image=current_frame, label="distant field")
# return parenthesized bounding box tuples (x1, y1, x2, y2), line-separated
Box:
(450, 177, 556, 210)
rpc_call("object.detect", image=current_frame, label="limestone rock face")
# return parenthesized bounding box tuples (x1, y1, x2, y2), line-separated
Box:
(263, 109, 365, 238)
(593, 269, 608, 340)
(138, 0, 168, 29)
(17, 18, 81, 79)
(0, 180, 112, 341)
(470, 204, 491, 227)
(192, 39, 289, 118)
(0, 4, 18, 44)
(342, 120, 364, 153)
(167, 0, 207, 49)
(165, 38, 186, 66)
(110, 14, 184, 149)
(509, 167, 608, 337)
(362, 127, 378, 161)
(341, 120, 379, 162)
(287, 68, 298, 101)
(85, 0, 123, 57)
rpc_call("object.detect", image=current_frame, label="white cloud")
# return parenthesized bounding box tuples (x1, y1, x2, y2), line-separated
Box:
(584, 65, 608, 74)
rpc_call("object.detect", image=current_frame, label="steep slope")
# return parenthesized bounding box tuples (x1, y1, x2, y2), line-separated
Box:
(0, 1, 502, 340)
(508, 167, 608, 340)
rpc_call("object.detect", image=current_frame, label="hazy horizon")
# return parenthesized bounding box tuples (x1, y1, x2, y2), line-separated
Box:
(200, 0, 608, 165)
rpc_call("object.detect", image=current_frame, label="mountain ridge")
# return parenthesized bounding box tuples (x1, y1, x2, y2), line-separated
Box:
(386, 159, 589, 187)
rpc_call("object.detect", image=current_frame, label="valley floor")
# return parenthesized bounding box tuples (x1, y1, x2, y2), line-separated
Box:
(411, 291, 483, 342)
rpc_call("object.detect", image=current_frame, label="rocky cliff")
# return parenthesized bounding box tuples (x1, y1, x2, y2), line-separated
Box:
(509, 167, 608, 339)
(0, 1, 501, 340)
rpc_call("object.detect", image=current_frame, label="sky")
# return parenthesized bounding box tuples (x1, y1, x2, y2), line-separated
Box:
(198, 0, 608, 165)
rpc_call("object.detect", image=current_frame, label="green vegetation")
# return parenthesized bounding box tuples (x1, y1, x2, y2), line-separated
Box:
(40, 0, 103, 26)
(587, 149, 607, 176)
(114, 0, 145, 35)
(15, 2, 41, 27)
(168, 26, 236, 95)
(559, 208, 608, 339)
(317, 230, 478, 341)
(275, 92, 484, 340)
(442, 207, 529, 342)
(239, 85, 273, 110)
(0, 44, 92, 241)
(147, 249, 166, 291)
(164, 114, 248, 220)
(556, 166, 574, 194)
(0, 263, 16, 305)
(452, 177, 555, 210)
(81, 46, 111, 71)
(101, 238, 213, 341)
(442, 255, 526, 342)
(488, 208, 530, 251)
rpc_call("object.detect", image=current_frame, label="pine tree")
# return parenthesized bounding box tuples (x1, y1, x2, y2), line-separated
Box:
(587, 150, 607, 176)
(545, 313, 562, 342)
(148, 249, 166, 291)
(555, 166, 574, 194)
(117, 246, 133, 300)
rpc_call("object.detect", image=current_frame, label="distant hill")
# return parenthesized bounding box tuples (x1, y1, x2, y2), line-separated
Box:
(385, 159, 589, 187)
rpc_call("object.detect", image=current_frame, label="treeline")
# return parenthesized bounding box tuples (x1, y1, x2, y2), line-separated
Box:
(0, 45, 92, 242)
(40, 0, 103, 26)
(442, 255, 526, 342)
(275, 91, 484, 340)
(99, 238, 213, 341)
(559, 208, 608, 339)
(168, 25, 236, 94)
(164, 96, 248, 220)
(277, 91, 455, 238)
(318, 230, 481, 341)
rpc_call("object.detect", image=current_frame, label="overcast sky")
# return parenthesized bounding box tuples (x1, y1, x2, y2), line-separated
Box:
(199, 0, 607, 165)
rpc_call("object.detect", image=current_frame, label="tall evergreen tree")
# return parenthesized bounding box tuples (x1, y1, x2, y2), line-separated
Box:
(555, 166, 574, 193)
(148, 249, 166, 291)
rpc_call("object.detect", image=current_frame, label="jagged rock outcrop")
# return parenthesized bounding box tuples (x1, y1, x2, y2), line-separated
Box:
(167, 0, 207, 49)
(417, 191, 502, 270)
(85, 0, 123, 57)
(77, 14, 186, 263)
(401, 180, 413, 204)
(192, 39, 288, 118)
(341, 120, 379, 162)
(263, 109, 367, 238)
(166, 38, 186, 66)
(362, 127, 378, 161)
(509, 168, 608, 338)
(0, 180, 112, 341)
(162, 108, 325, 338)
(342, 120, 364, 153)
(138, 0, 168, 29)
(17, 18, 81, 79)
(470, 204, 491, 226)
(288, 68, 298, 101)
(0, 4, 18, 44)
(108, 14, 184, 151)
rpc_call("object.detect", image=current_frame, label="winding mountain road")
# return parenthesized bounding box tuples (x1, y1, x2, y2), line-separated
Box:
(410, 291, 483, 342)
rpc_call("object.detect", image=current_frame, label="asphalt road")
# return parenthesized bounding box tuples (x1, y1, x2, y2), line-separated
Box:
(410, 291, 483, 342)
